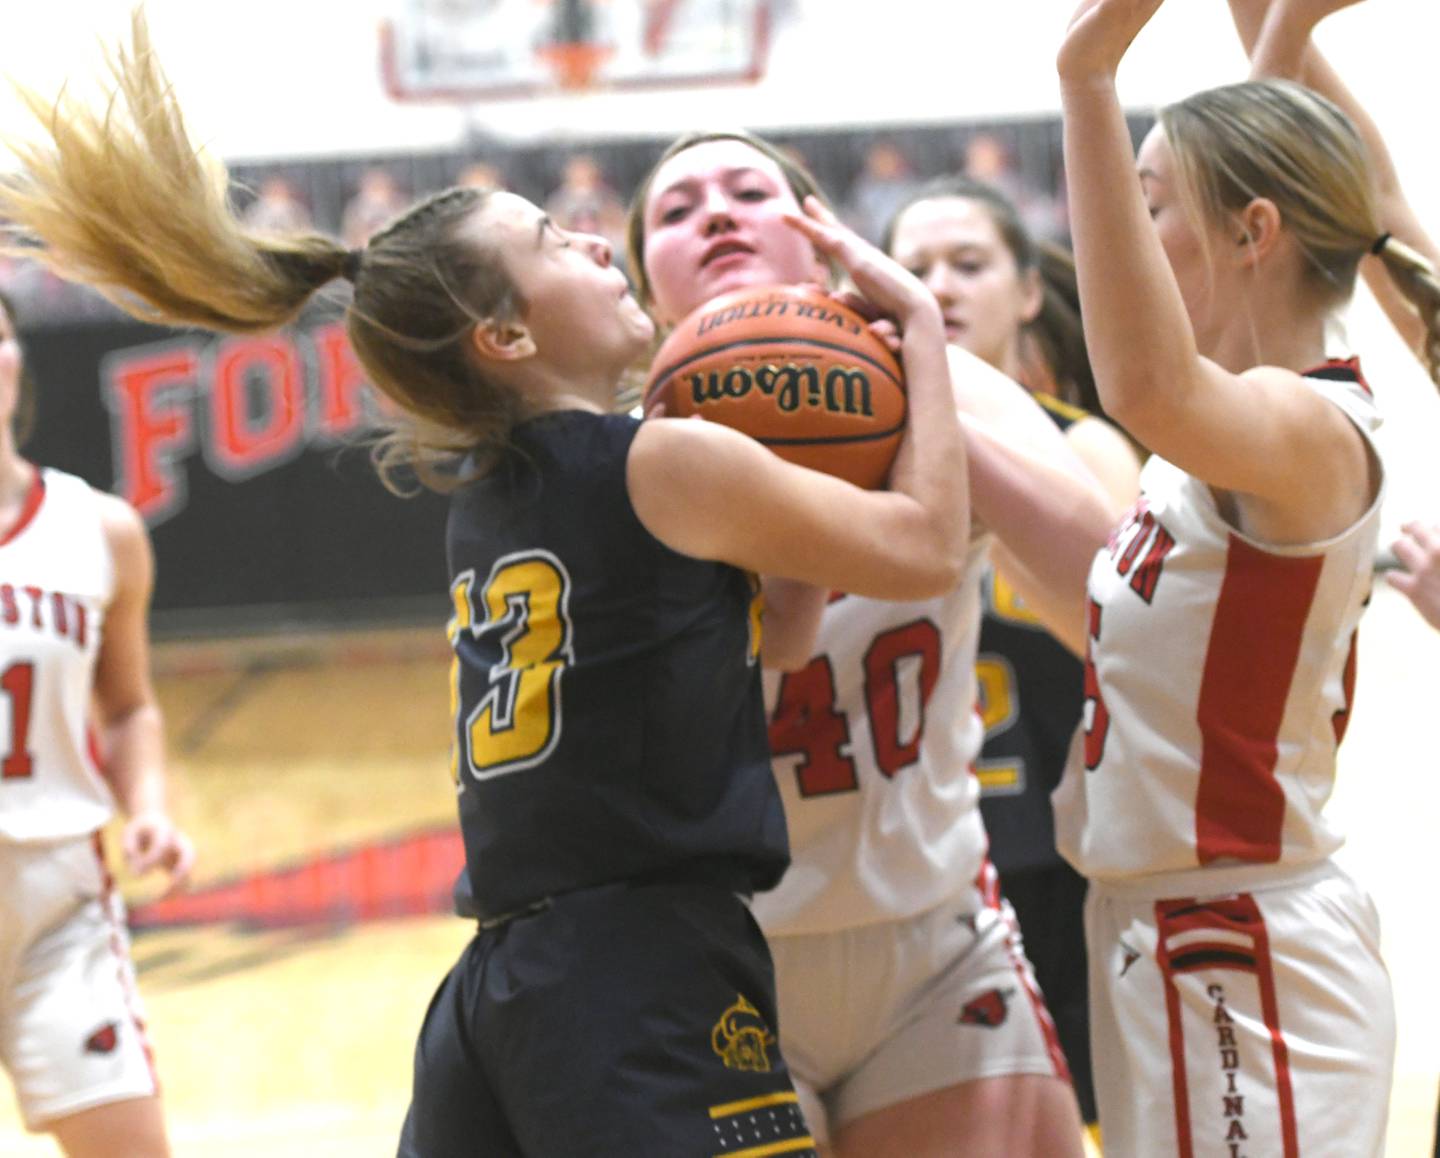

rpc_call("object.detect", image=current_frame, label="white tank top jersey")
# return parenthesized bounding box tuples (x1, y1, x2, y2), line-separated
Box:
(0, 468, 115, 842)
(1054, 365, 1383, 896)
(754, 534, 991, 936)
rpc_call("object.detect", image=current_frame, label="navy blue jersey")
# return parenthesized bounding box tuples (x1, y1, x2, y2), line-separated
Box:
(976, 395, 1086, 876)
(446, 410, 787, 919)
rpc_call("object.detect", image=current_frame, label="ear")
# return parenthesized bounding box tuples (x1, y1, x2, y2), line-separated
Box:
(1233, 198, 1283, 267)
(470, 318, 537, 363)
(1017, 266, 1045, 327)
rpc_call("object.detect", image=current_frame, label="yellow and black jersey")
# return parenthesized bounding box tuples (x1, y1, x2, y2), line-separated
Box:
(446, 410, 785, 920)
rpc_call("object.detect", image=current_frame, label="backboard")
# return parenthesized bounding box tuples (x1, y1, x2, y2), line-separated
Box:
(381, 0, 772, 102)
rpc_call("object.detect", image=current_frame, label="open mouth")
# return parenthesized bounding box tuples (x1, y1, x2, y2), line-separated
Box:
(701, 241, 756, 268)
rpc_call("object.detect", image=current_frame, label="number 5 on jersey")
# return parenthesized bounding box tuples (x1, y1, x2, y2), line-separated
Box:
(450, 551, 575, 781)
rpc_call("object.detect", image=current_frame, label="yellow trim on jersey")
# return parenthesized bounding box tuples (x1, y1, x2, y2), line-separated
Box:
(714, 1138, 816, 1158)
(709, 1091, 799, 1119)
(1035, 392, 1089, 424)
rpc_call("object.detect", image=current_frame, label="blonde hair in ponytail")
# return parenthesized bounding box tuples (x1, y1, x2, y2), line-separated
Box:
(1161, 79, 1440, 387)
(0, 10, 530, 491)
(0, 10, 347, 330)
(1372, 235, 1440, 385)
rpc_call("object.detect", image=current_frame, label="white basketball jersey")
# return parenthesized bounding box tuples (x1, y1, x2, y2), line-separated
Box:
(754, 535, 991, 936)
(0, 468, 115, 842)
(1054, 366, 1382, 892)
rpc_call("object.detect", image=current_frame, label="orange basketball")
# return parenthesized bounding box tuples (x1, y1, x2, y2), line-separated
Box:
(643, 284, 907, 490)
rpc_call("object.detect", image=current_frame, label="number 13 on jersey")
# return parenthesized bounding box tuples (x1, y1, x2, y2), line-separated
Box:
(450, 551, 575, 782)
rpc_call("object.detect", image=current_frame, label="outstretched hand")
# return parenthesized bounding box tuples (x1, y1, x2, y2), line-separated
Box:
(781, 197, 939, 336)
(122, 810, 196, 898)
(1387, 521, 1440, 631)
(1057, 0, 1166, 85)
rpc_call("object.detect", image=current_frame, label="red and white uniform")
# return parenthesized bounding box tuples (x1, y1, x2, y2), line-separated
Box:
(0, 468, 113, 841)
(1054, 364, 1395, 1156)
(0, 467, 156, 1128)
(757, 535, 1069, 1142)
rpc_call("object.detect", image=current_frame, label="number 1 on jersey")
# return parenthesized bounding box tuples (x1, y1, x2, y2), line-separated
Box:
(1, 661, 36, 780)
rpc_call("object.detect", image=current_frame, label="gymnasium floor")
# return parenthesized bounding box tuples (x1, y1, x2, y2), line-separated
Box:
(0, 592, 1437, 1156)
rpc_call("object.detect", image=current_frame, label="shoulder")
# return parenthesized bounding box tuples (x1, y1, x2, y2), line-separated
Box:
(628, 416, 766, 495)
(93, 492, 154, 599)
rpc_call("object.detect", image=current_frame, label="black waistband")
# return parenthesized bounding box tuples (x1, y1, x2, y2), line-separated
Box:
(474, 859, 755, 931)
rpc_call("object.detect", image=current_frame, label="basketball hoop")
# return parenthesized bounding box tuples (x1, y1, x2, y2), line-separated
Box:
(536, 39, 613, 90)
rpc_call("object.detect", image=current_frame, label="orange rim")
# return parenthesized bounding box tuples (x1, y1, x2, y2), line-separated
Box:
(536, 41, 613, 90)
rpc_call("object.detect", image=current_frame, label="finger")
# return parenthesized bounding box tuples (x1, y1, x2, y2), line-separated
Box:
(868, 318, 901, 349)
(644, 397, 669, 420)
(1385, 570, 1416, 596)
(161, 836, 197, 898)
(781, 210, 845, 253)
(1406, 522, 1440, 552)
(828, 289, 881, 321)
(130, 838, 164, 877)
(800, 195, 841, 226)
(1391, 536, 1424, 571)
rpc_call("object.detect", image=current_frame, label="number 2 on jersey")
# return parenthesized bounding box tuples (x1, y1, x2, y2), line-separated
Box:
(1, 661, 35, 780)
(450, 552, 575, 781)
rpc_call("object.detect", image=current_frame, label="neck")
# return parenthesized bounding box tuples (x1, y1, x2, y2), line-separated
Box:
(0, 444, 34, 512)
(509, 363, 620, 418)
(1201, 274, 1330, 376)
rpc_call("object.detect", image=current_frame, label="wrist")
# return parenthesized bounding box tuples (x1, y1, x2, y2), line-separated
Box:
(1058, 72, 1120, 101)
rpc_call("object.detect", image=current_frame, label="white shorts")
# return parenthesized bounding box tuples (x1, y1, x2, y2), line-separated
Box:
(768, 864, 1070, 1144)
(1086, 860, 1394, 1158)
(0, 835, 157, 1130)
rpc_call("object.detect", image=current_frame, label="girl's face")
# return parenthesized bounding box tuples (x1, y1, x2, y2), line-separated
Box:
(887, 196, 1041, 374)
(474, 192, 654, 376)
(1136, 126, 1232, 349)
(640, 138, 826, 326)
(0, 305, 20, 436)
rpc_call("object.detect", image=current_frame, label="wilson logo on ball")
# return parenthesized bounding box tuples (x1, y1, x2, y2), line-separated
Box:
(644, 284, 908, 490)
(683, 362, 877, 418)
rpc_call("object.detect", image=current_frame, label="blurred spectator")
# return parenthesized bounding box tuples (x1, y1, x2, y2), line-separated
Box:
(241, 175, 313, 235)
(341, 167, 409, 247)
(963, 131, 1066, 242)
(843, 141, 922, 244)
(457, 161, 507, 191)
(544, 153, 625, 252)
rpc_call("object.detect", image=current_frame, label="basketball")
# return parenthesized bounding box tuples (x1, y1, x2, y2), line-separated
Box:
(642, 284, 907, 490)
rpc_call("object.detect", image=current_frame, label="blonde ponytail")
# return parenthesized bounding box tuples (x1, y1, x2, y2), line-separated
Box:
(1373, 235, 1440, 386)
(0, 9, 345, 333)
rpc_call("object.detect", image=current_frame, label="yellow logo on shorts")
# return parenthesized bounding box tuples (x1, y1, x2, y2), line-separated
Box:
(711, 993, 775, 1073)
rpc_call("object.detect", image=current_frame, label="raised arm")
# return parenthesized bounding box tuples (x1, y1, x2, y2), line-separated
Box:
(1057, 0, 1372, 545)
(1229, 0, 1440, 370)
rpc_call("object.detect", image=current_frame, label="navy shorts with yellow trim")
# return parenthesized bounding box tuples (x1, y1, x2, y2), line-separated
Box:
(398, 879, 817, 1158)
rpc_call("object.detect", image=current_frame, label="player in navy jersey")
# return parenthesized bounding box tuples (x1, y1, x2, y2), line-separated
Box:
(0, 16, 971, 1154)
(629, 132, 1119, 1157)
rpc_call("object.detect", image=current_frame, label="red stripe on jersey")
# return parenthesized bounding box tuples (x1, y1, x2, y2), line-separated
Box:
(1331, 629, 1359, 745)
(1154, 904, 1196, 1158)
(0, 467, 45, 546)
(1243, 894, 1300, 1158)
(1194, 536, 1323, 863)
(92, 834, 161, 1090)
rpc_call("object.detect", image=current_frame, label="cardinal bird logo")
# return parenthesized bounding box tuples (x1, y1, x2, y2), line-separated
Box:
(84, 1022, 119, 1054)
(958, 988, 1013, 1028)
